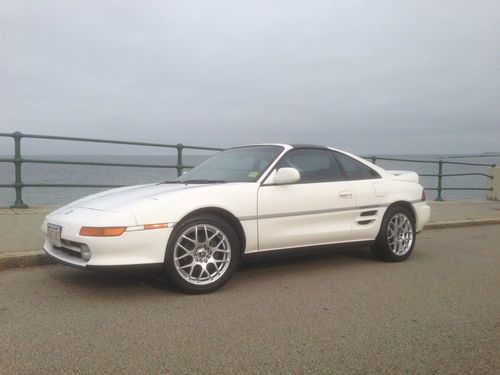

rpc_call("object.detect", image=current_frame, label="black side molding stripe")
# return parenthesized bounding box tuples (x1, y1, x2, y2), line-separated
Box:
(238, 200, 424, 222)
(240, 205, 380, 221)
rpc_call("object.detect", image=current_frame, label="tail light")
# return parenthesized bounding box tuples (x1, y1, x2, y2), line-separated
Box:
(421, 190, 426, 202)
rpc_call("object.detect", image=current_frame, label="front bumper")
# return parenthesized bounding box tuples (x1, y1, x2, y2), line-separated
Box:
(42, 207, 174, 268)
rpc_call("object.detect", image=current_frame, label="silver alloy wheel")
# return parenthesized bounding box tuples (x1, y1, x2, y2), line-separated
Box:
(173, 224, 231, 285)
(387, 213, 414, 256)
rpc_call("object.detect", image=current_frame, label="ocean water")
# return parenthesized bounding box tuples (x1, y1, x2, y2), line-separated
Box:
(0, 154, 497, 206)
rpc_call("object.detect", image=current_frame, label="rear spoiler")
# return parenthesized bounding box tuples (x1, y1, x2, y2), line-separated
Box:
(386, 170, 419, 183)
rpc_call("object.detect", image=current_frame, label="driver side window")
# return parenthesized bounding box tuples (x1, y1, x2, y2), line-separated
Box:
(277, 149, 344, 183)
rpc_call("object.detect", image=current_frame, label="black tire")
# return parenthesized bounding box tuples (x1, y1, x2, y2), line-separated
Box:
(164, 214, 240, 293)
(371, 205, 416, 262)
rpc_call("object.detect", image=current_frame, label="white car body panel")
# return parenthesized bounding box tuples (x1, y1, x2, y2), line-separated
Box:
(386, 170, 420, 183)
(42, 144, 431, 268)
(348, 179, 387, 240)
(257, 180, 356, 250)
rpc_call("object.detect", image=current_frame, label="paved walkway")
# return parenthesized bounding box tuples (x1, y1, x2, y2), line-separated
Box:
(428, 200, 500, 223)
(1, 201, 499, 268)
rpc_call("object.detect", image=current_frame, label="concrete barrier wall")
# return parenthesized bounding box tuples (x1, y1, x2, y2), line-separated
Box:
(487, 167, 500, 200)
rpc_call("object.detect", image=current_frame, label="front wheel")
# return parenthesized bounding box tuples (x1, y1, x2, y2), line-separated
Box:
(164, 215, 240, 293)
(372, 206, 416, 262)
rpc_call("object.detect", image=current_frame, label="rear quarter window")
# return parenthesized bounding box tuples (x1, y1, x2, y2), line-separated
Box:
(333, 152, 380, 180)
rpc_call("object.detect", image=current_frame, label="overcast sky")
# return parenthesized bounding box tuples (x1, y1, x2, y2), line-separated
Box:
(1, 0, 499, 154)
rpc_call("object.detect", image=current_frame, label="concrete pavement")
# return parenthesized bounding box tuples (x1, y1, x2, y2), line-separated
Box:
(1, 200, 500, 269)
(1, 225, 499, 374)
(0, 206, 56, 269)
(426, 200, 500, 227)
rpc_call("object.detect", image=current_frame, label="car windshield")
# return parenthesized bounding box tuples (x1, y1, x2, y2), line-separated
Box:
(174, 145, 283, 183)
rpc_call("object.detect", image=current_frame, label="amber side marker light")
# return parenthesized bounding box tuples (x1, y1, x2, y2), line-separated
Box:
(80, 223, 170, 236)
(144, 223, 169, 230)
(79, 227, 126, 237)
(126, 223, 170, 232)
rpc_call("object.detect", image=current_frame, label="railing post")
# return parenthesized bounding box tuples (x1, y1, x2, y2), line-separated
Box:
(371, 156, 377, 164)
(176, 143, 184, 177)
(486, 165, 498, 200)
(435, 160, 444, 201)
(11, 131, 28, 208)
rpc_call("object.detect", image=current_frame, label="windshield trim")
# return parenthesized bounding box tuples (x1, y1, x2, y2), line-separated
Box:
(255, 145, 290, 184)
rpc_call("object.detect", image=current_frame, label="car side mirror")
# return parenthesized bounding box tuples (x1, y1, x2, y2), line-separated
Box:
(273, 167, 300, 185)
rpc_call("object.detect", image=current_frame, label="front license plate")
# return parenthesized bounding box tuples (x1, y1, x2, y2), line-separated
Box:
(47, 224, 62, 247)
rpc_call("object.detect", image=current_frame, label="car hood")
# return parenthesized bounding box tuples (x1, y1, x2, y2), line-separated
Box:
(70, 183, 208, 212)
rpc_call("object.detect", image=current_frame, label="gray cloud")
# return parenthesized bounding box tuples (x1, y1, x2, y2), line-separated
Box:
(1, 0, 499, 155)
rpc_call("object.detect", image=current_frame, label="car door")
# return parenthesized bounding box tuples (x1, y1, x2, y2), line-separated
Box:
(257, 148, 356, 251)
(332, 151, 385, 240)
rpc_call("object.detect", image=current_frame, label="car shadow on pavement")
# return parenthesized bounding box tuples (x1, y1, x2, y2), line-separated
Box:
(50, 266, 177, 294)
(240, 244, 374, 269)
(48, 245, 377, 294)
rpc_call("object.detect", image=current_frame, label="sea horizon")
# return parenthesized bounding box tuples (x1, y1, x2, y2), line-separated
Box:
(1, 153, 498, 206)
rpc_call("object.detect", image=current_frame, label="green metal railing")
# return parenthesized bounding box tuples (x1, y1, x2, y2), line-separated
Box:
(0, 131, 222, 208)
(366, 155, 495, 201)
(0, 131, 496, 207)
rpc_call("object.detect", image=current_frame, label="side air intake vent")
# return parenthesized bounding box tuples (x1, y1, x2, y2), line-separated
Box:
(357, 220, 373, 225)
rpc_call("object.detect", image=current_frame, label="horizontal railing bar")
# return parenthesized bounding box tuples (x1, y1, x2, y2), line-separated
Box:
(363, 156, 495, 167)
(417, 187, 493, 191)
(0, 158, 14, 163)
(362, 156, 439, 164)
(1, 132, 494, 162)
(21, 158, 193, 169)
(439, 187, 493, 191)
(441, 173, 493, 178)
(11, 160, 494, 174)
(1, 132, 223, 151)
(439, 160, 496, 167)
(180, 144, 224, 151)
(0, 183, 492, 192)
(22, 183, 127, 188)
(19, 133, 175, 148)
(420, 173, 492, 177)
(443, 156, 500, 159)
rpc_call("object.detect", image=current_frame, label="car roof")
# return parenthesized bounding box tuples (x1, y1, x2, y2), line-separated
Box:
(289, 143, 329, 150)
(230, 143, 330, 149)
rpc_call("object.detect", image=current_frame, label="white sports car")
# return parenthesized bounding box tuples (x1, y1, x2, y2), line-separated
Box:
(42, 144, 430, 293)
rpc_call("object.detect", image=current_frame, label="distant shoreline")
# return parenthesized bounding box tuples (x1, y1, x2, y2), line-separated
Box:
(0, 153, 499, 158)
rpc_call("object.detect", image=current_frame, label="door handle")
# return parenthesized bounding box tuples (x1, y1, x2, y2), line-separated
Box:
(339, 190, 353, 198)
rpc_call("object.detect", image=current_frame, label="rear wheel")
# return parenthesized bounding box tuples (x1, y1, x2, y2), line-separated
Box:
(372, 206, 416, 262)
(164, 215, 240, 293)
